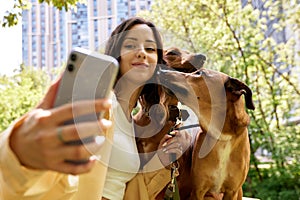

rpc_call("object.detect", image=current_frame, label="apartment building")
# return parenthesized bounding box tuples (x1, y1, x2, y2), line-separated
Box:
(22, 0, 152, 71)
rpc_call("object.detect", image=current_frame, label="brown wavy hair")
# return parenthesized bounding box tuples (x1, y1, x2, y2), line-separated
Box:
(105, 17, 164, 105)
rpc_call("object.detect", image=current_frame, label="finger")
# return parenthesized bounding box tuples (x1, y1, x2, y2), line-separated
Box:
(46, 138, 103, 165)
(164, 147, 183, 160)
(51, 99, 112, 125)
(56, 119, 112, 144)
(177, 130, 190, 140)
(59, 142, 104, 166)
(162, 133, 179, 147)
(36, 75, 62, 109)
(176, 131, 193, 148)
(59, 145, 95, 161)
(53, 159, 96, 175)
(159, 134, 173, 147)
(163, 142, 182, 152)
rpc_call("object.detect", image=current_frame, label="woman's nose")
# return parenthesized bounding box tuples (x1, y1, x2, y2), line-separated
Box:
(136, 47, 146, 59)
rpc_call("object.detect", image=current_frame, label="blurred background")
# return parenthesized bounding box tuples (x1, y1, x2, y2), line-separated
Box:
(0, 0, 299, 199)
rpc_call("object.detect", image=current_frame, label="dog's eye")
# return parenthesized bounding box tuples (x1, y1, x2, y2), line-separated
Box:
(166, 50, 180, 56)
(196, 70, 206, 76)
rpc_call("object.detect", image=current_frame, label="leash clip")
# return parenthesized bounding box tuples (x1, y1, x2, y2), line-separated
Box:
(170, 162, 179, 190)
(164, 162, 180, 199)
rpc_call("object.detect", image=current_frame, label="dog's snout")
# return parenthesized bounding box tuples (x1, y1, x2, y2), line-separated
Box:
(195, 53, 206, 61)
(189, 53, 206, 69)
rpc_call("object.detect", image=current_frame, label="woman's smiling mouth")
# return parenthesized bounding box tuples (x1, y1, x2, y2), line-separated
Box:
(132, 62, 149, 68)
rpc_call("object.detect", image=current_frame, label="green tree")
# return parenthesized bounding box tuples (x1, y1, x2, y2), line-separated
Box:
(140, 0, 300, 199)
(1, 0, 84, 27)
(0, 65, 50, 132)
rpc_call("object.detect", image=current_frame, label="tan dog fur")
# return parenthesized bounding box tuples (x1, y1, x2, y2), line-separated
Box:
(160, 49, 255, 200)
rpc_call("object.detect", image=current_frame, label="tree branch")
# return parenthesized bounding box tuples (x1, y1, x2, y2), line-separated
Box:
(223, 0, 250, 83)
(255, 53, 300, 96)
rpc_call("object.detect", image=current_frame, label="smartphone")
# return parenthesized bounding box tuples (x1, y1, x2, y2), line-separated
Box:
(54, 47, 119, 145)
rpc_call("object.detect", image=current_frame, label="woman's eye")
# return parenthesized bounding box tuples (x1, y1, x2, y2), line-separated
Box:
(124, 44, 136, 49)
(145, 47, 156, 52)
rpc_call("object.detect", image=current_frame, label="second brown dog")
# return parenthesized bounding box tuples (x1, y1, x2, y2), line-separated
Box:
(159, 48, 255, 200)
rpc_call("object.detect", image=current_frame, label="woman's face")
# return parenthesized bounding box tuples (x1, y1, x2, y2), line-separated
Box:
(119, 24, 158, 84)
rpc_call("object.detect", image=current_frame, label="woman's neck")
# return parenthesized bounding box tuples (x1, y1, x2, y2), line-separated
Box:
(114, 81, 142, 121)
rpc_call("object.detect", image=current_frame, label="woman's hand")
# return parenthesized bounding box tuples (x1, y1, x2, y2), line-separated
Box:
(157, 130, 192, 167)
(9, 77, 112, 175)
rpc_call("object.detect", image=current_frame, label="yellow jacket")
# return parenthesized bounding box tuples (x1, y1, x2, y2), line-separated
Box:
(0, 115, 114, 200)
(0, 115, 171, 200)
(124, 168, 171, 200)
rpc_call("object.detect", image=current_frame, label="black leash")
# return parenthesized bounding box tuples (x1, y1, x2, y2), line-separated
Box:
(174, 123, 200, 131)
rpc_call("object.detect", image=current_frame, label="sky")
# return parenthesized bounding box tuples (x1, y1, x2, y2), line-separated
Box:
(0, 1, 22, 76)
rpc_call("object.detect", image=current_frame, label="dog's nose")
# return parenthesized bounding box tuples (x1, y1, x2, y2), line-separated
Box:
(190, 53, 206, 69)
(195, 53, 206, 61)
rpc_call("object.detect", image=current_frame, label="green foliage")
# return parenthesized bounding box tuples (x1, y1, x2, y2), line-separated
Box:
(38, 0, 86, 11)
(141, 0, 300, 198)
(1, 0, 85, 27)
(0, 65, 50, 132)
(1, 0, 31, 27)
(244, 164, 300, 199)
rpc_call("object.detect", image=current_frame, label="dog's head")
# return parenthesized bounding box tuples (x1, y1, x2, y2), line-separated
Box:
(158, 68, 255, 132)
(163, 47, 206, 73)
(139, 83, 181, 126)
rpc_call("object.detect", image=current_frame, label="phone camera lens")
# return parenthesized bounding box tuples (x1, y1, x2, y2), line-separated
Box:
(67, 64, 74, 72)
(70, 53, 77, 61)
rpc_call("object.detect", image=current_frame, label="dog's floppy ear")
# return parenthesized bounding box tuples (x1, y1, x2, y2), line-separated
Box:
(224, 77, 255, 110)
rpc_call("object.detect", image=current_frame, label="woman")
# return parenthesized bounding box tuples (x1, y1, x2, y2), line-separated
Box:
(101, 17, 188, 199)
(0, 17, 185, 200)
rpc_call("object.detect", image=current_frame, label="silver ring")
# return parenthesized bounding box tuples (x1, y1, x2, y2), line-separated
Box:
(57, 127, 66, 143)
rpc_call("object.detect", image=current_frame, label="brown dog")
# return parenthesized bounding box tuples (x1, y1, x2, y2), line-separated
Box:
(158, 58, 255, 200)
(134, 47, 206, 167)
(134, 85, 180, 167)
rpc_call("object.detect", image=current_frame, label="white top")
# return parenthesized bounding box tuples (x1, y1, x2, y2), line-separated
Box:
(102, 94, 140, 200)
